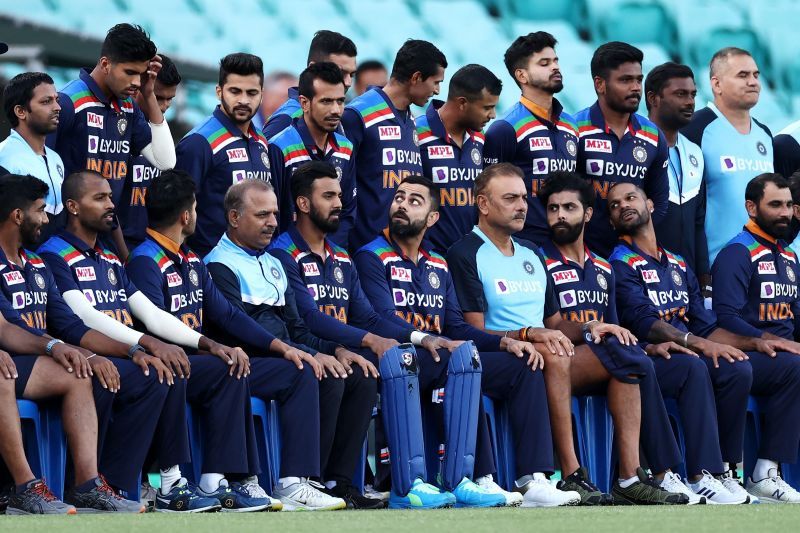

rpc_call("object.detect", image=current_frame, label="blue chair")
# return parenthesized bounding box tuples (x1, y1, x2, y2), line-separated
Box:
(42, 402, 67, 500)
(482, 396, 516, 491)
(17, 400, 48, 482)
(742, 396, 797, 487)
(182, 404, 203, 485)
(250, 397, 279, 493)
(577, 396, 615, 493)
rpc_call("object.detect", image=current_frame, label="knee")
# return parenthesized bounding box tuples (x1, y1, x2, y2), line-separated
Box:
(730, 360, 754, 390)
(544, 350, 571, 375)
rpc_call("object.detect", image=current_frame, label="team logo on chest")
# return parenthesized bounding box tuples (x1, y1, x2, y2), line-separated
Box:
(566, 139, 577, 157)
(689, 154, 699, 167)
(670, 269, 682, 287)
(261, 151, 270, 169)
(471, 147, 481, 166)
(412, 129, 420, 146)
(787, 266, 796, 283)
(632, 145, 648, 163)
(34, 272, 46, 290)
(189, 269, 199, 286)
(117, 116, 127, 136)
(334, 164, 343, 181)
(427, 270, 440, 289)
(333, 266, 344, 284)
(107, 268, 118, 286)
(166, 272, 183, 287)
(3, 271, 24, 286)
(757, 141, 767, 156)
(522, 260, 535, 275)
(596, 272, 607, 290)
(270, 266, 281, 280)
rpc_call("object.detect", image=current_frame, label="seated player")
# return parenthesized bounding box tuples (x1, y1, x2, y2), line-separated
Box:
(608, 181, 800, 504)
(448, 164, 687, 505)
(537, 172, 746, 504)
(711, 173, 800, 502)
(355, 174, 586, 508)
(38, 170, 268, 513)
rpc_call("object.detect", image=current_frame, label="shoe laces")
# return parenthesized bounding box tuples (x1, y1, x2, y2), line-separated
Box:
(30, 480, 57, 502)
(97, 475, 125, 500)
(660, 472, 686, 492)
(294, 479, 328, 500)
(699, 471, 726, 492)
(412, 480, 442, 494)
(569, 470, 600, 492)
(241, 480, 269, 499)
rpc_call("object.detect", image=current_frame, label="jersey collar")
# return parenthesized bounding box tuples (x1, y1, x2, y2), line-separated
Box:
(381, 228, 433, 264)
(287, 86, 299, 102)
(540, 239, 592, 269)
(79, 68, 128, 113)
(619, 235, 669, 265)
(373, 87, 410, 123)
(744, 219, 786, 248)
(520, 96, 565, 124)
(146, 228, 193, 263)
(57, 229, 105, 258)
(286, 225, 335, 262)
(294, 116, 340, 155)
(425, 99, 478, 145)
(588, 100, 640, 136)
(212, 106, 266, 143)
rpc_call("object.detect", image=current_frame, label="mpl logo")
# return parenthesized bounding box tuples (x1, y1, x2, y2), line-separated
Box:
(378, 126, 401, 141)
(226, 148, 249, 163)
(427, 145, 454, 159)
(303, 262, 321, 277)
(2, 271, 24, 286)
(88, 135, 99, 154)
(586, 159, 604, 176)
(391, 266, 412, 282)
(431, 166, 449, 183)
(551, 269, 579, 285)
(392, 288, 407, 306)
(382, 148, 397, 165)
(585, 139, 612, 153)
(531, 157, 549, 175)
(75, 266, 96, 282)
(641, 270, 660, 283)
(761, 281, 775, 299)
(166, 272, 183, 287)
(528, 137, 552, 151)
(758, 261, 776, 275)
(86, 112, 104, 129)
(559, 289, 577, 308)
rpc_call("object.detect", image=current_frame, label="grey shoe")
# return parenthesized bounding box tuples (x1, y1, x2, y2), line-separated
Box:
(65, 476, 145, 513)
(7, 479, 77, 515)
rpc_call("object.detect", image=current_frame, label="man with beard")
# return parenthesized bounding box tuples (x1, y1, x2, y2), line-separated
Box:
(417, 65, 501, 253)
(176, 53, 271, 257)
(608, 181, 800, 504)
(0, 73, 66, 243)
(646, 63, 709, 278)
(711, 173, 800, 501)
(448, 164, 685, 505)
(342, 39, 447, 251)
(538, 173, 746, 504)
(483, 32, 579, 246)
(576, 42, 669, 258)
(267, 62, 355, 246)
(355, 174, 587, 508)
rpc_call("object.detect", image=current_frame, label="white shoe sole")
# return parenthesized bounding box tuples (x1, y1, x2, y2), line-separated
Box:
(155, 504, 221, 513)
(749, 496, 800, 504)
(705, 495, 749, 505)
(220, 504, 270, 512)
(521, 497, 581, 508)
(279, 499, 347, 511)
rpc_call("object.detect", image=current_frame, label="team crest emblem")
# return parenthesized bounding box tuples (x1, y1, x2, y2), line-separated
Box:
(522, 260, 535, 275)
(335, 165, 343, 181)
(117, 117, 127, 136)
(270, 266, 281, 280)
(189, 269, 199, 286)
(107, 268, 117, 286)
(757, 141, 767, 155)
(670, 269, 682, 286)
(689, 154, 699, 167)
(632, 146, 647, 163)
(57, 164, 64, 178)
(261, 151, 270, 169)
(788, 267, 796, 282)
(596, 272, 607, 290)
(412, 129, 419, 146)
(566, 139, 577, 157)
(334, 266, 344, 284)
(471, 147, 481, 165)
(34, 272, 46, 289)
(428, 270, 440, 289)
(401, 351, 417, 372)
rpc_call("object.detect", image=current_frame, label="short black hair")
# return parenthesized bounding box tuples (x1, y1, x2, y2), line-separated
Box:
(219, 52, 264, 86)
(0, 174, 49, 222)
(390, 39, 447, 83)
(745, 173, 791, 204)
(591, 41, 643, 80)
(62, 170, 102, 204)
(298, 62, 345, 99)
(399, 174, 441, 212)
(147, 169, 196, 229)
(157, 54, 182, 87)
(307, 30, 357, 64)
(100, 23, 156, 63)
(355, 59, 387, 78)
(504, 32, 558, 87)
(290, 161, 339, 204)
(3, 72, 55, 127)
(789, 170, 800, 204)
(448, 64, 502, 102)
(644, 62, 694, 111)
(537, 172, 595, 209)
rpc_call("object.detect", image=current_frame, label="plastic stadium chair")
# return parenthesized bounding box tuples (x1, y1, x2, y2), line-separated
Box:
(508, 0, 584, 22)
(576, 395, 615, 493)
(586, 0, 676, 55)
(182, 404, 203, 485)
(340, 0, 430, 52)
(482, 396, 516, 490)
(16, 400, 48, 485)
(42, 402, 67, 500)
(250, 397, 279, 493)
(747, 2, 800, 94)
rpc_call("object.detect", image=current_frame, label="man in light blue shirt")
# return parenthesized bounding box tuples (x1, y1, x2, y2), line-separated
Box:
(0, 72, 66, 242)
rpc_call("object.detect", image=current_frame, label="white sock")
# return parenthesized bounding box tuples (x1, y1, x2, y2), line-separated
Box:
(753, 459, 779, 482)
(324, 480, 337, 489)
(618, 475, 638, 488)
(280, 476, 301, 488)
(159, 465, 181, 493)
(199, 473, 225, 493)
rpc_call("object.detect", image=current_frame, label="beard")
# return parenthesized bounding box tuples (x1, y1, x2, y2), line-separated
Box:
(531, 76, 563, 95)
(389, 213, 426, 238)
(550, 220, 584, 245)
(220, 98, 256, 124)
(20, 217, 42, 248)
(755, 212, 791, 240)
(614, 208, 650, 236)
(309, 203, 341, 233)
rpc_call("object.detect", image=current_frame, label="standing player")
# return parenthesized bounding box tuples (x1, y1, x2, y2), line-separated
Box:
(576, 42, 669, 257)
(342, 39, 447, 251)
(608, 181, 800, 503)
(263, 31, 357, 139)
(254, 71, 298, 132)
(118, 54, 182, 251)
(175, 53, 271, 257)
(417, 64, 501, 253)
(774, 120, 800, 178)
(711, 173, 800, 502)
(646, 63, 709, 278)
(352, 60, 388, 98)
(267, 63, 355, 246)
(682, 47, 774, 266)
(47, 24, 176, 260)
(483, 32, 579, 245)
(0, 72, 66, 242)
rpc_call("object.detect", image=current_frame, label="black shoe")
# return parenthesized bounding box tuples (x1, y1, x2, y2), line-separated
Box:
(331, 484, 386, 510)
(557, 467, 613, 505)
(612, 467, 689, 505)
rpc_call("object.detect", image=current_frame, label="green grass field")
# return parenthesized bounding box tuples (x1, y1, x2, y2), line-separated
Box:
(2, 505, 799, 533)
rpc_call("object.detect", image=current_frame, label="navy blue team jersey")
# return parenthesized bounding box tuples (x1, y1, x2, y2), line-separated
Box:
(175, 106, 272, 257)
(483, 98, 579, 245)
(712, 221, 800, 340)
(47, 69, 152, 203)
(576, 102, 669, 257)
(341, 87, 423, 251)
(262, 87, 301, 140)
(416, 100, 485, 253)
(118, 154, 160, 249)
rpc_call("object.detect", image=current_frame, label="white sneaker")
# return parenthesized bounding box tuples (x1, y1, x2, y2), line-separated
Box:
(659, 471, 705, 505)
(273, 478, 346, 511)
(515, 473, 580, 508)
(240, 476, 283, 511)
(719, 471, 757, 504)
(746, 469, 800, 503)
(475, 474, 523, 507)
(689, 471, 747, 505)
(363, 484, 389, 502)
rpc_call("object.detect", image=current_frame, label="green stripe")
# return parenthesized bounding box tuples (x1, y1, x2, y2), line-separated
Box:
(640, 124, 658, 136)
(512, 115, 536, 131)
(206, 126, 228, 143)
(361, 102, 389, 116)
(281, 142, 306, 156)
(69, 89, 93, 103)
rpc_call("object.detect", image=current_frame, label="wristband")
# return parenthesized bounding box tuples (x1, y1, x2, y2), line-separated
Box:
(86, 353, 97, 360)
(410, 331, 428, 346)
(682, 332, 690, 348)
(128, 343, 146, 359)
(45, 338, 64, 356)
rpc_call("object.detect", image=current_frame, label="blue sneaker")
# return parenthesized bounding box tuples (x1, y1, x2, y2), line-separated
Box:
(197, 479, 270, 512)
(451, 477, 507, 508)
(388, 478, 456, 509)
(155, 478, 221, 513)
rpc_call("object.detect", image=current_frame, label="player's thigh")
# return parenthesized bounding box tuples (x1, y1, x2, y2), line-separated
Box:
(23, 356, 91, 399)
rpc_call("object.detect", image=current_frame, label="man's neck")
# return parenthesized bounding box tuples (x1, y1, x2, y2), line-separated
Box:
(304, 116, 330, 154)
(392, 231, 423, 265)
(630, 225, 660, 260)
(67, 221, 98, 250)
(226, 231, 259, 253)
(714, 98, 751, 134)
(520, 87, 554, 119)
(477, 220, 515, 256)
(14, 126, 47, 156)
(554, 236, 586, 266)
(598, 99, 631, 139)
(153, 224, 185, 246)
(437, 102, 466, 147)
(649, 114, 677, 146)
(295, 216, 327, 258)
(232, 116, 251, 136)
(381, 80, 411, 112)
(89, 66, 113, 100)
(0, 227, 23, 266)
